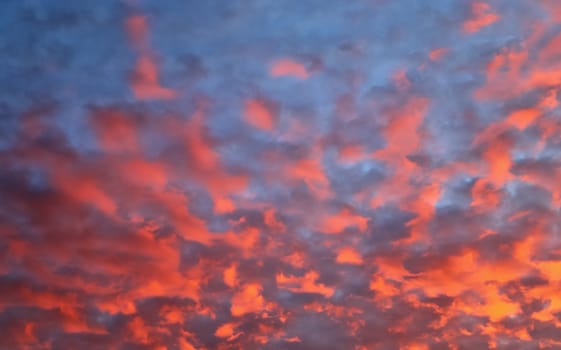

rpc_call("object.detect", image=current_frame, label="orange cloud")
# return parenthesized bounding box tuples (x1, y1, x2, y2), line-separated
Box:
(336, 247, 363, 265)
(125, 14, 176, 100)
(506, 108, 541, 130)
(463, 2, 499, 34)
(264, 208, 286, 232)
(429, 47, 449, 61)
(230, 284, 266, 317)
(131, 55, 177, 100)
(316, 208, 368, 234)
(244, 99, 277, 130)
(270, 59, 309, 79)
(224, 264, 238, 288)
(276, 271, 334, 298)
(215, 322, 242, 341)
(337, 144, 366, 163)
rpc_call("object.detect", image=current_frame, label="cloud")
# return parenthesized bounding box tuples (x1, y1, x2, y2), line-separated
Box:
(3, 0, 561, 348)
(270, 59, 310, 80)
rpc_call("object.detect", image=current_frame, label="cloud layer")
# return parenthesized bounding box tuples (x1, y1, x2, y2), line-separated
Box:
(2, 0, 561, 349)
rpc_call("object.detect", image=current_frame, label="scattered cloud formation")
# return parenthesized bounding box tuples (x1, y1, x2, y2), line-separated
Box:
(2, 0, 561, 349)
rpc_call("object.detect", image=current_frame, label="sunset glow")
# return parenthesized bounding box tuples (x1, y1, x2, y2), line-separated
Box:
(3, 1, 561, 349)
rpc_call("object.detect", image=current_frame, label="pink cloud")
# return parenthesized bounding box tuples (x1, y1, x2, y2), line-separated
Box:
(270, 58, 310, 79)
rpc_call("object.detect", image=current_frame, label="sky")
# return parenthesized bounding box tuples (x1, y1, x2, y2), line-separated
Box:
(2, 0, 561, 349)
